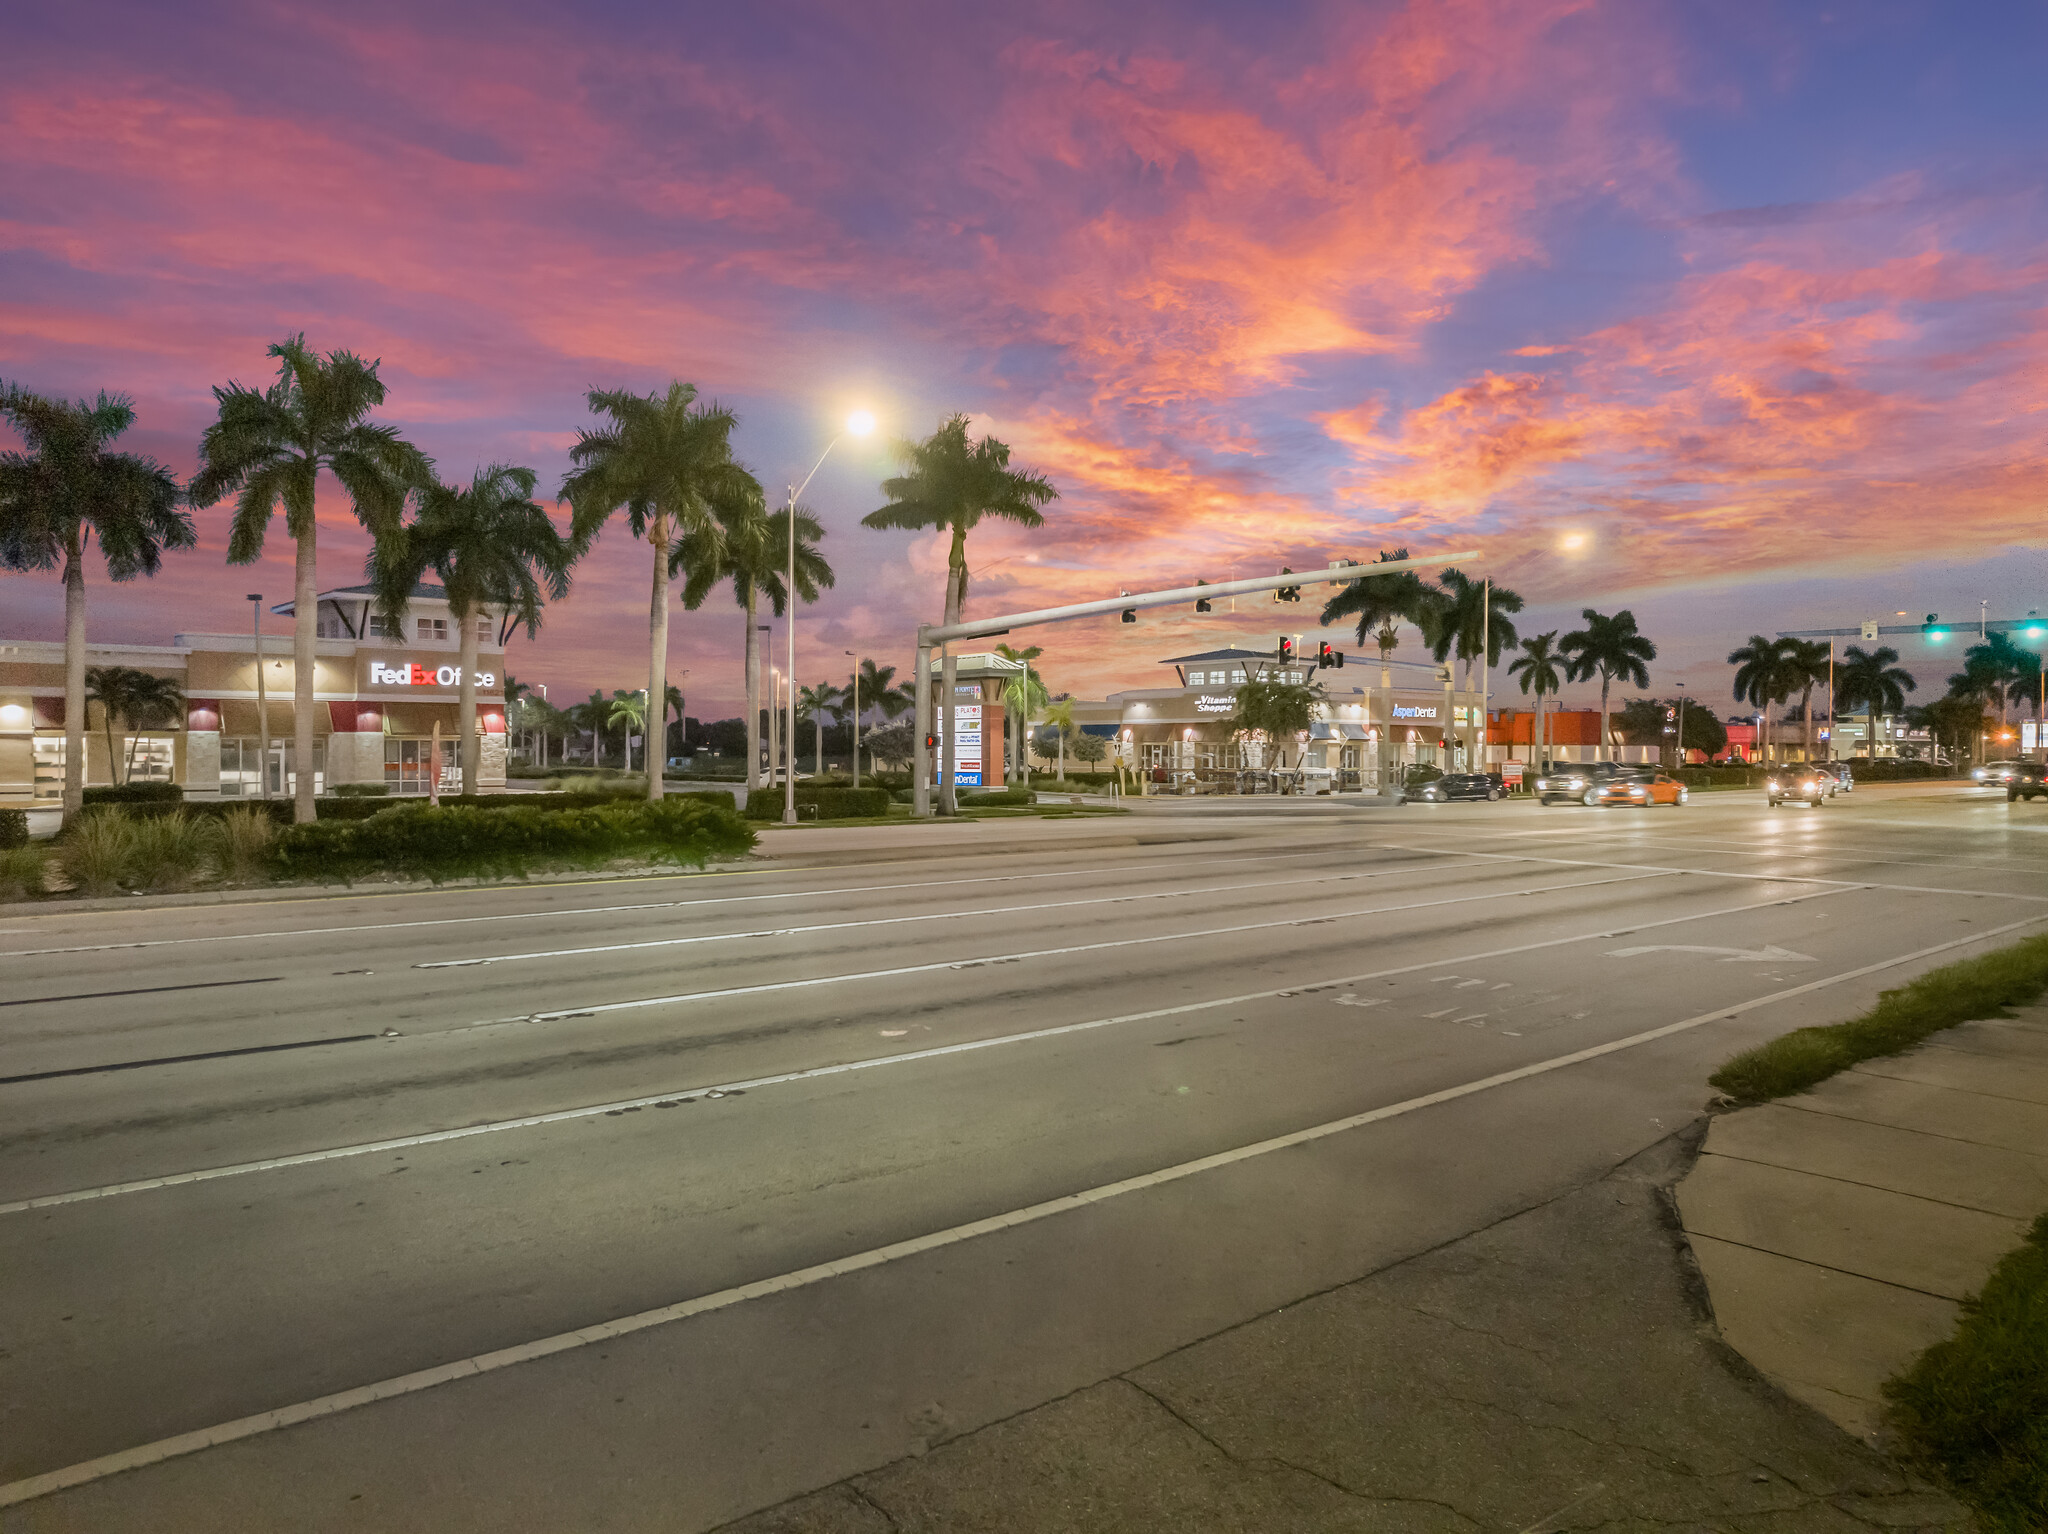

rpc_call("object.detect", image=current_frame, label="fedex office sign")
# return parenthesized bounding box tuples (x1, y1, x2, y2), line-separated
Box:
(370, 660, 494, 689)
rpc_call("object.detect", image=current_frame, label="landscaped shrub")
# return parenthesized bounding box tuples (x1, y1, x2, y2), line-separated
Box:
(217, 805, 278, 882)
(127, 811, 221, 892)
(273, 796, 755, 882)
(742, 786, 892, 820)
(0, 808, 28, 850)
(0, 844, 46, 901)
(58, 807, 136, 894)
(960, 787, 1031, 807)
(83, 781, 182, 805)
(331, 782, 389, 797)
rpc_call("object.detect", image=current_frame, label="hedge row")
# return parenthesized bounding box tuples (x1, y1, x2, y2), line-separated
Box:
(0, 808, 27, 850)
(273, 798, 755, 882)
(82, 781, 183, 804)
(741, 786, 893, 820)
(961, 787, 1032, 807)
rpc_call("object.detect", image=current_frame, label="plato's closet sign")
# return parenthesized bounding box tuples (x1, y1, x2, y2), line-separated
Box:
(370, 660, 495, 689)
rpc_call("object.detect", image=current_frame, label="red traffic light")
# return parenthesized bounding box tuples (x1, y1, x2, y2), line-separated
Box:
(1278, 636, 1295, 662)
(1317, 641, 1334, 668)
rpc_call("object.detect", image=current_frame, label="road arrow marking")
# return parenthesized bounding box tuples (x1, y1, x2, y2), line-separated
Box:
(1605, 943, 1815, 962)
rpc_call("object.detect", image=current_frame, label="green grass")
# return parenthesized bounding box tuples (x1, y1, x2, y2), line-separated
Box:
(1884, 1212, 2048, 1532)
(1710, 931, 2048, 1103)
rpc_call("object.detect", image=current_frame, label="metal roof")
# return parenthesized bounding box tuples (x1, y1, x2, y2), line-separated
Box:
(1158, 647, 1278, 664)
(272, 583, 448, 615)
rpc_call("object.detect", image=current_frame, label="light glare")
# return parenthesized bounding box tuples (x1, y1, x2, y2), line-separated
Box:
(846, 411, 876, 437)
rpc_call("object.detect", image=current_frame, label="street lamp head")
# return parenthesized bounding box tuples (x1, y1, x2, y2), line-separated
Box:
(846, 411, 876, 438)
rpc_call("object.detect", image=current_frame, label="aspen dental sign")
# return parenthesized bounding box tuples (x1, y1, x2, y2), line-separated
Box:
(370, 660, 495, 689)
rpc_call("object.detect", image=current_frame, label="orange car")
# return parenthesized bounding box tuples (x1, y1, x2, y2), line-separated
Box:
(1592, 770, 1689, 807)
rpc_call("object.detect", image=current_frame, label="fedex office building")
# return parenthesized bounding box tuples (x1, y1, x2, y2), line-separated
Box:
(0, 584, 508, 803)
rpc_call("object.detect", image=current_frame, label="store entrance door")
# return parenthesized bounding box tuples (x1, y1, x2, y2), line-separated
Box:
(384, 737, 456, 795)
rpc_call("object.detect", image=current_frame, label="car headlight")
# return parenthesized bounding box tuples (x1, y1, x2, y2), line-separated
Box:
(1766, 779, 1779, 790)
(1534, 778, 1548, 791)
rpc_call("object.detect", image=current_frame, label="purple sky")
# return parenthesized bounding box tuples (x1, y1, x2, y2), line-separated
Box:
(4, 0, 2045, 717)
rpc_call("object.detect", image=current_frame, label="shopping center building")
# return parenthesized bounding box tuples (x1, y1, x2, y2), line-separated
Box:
(0, 584, 508, 804)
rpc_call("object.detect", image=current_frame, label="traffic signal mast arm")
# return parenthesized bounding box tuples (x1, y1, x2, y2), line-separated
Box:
(918, 552, 1478, 646)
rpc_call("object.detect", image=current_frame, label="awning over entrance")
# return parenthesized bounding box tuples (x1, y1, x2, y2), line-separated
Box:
(1310, 722, 1373, 741)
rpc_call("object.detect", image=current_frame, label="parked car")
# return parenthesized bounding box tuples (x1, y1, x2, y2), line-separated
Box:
(1766, 768, 1832, 807)
(2007, 762, 2047, 802)
(1413, 772, 1506, 803)
(1592, 769, 1688, 807)
(1535, 762, 1634, 806)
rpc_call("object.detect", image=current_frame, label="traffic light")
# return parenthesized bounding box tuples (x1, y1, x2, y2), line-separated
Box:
(1922, 612, 1947, 641)
(1120, 590, 1137, 624)
(1275, 567, 1301, 603)
(1317, 642, 1334, 668)
(1194, 579, 1212, 614)
(1278, 636, 1295, 663)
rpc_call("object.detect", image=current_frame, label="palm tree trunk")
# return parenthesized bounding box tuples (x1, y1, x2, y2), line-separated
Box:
(743, 590, 761, 792)
(287, 524, 319, 820)
(938, 539, 965, 815)
(458, 612, 479, 795)
(646, 524, 669, 801)
(1599, 674, 1612, 758)
(815, 711, 823, 777)
(1802, 686, 1815, 764)
(60, 532, 85, 824)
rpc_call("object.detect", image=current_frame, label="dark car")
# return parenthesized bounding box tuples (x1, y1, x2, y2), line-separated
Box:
(1535, 762, 1634, 806)
(1767, 768, 1831, 807)
(2007, 762, 2047, 802)
(1413, 772, 1506, 803)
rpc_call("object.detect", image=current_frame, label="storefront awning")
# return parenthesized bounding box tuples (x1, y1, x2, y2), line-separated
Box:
(1309, 722, 1373, 741)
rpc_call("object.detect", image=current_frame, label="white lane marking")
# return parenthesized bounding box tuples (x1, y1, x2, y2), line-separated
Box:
(0, 879, 1845, 1217)
(0, 849, 1386, 959)
(498, 872, 1673, 1027)
(1606, 943, 1815, 962)
(411, 863, 1487, 969)
(7, 908, 2038, 1510)
(1372, 842, 2048, 902)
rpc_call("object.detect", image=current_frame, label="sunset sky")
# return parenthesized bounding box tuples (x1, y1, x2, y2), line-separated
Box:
(4, 0, 2045, 717)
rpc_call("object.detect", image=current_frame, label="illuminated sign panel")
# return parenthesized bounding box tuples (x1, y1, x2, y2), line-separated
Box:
(948, 703, 983, 787)
(1194, 693, 1234, 715)
(369, 660, 496, 689)
(1391, 704, 1438, 720)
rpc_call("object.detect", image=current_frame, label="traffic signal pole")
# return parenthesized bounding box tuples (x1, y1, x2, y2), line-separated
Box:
(911, 551, 1477, 815)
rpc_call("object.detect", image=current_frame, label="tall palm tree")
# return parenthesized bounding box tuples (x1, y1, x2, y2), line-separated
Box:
(1959, 632, 2036, 728)
(1782, 638, 1832, 763)
(373, 464, 570, 794)
(1836, 645, 1916, 759)
(664, 682, 686, 761)
(676, 485, 833, 791)
(560, 383, 745, 801)
(1321, 548, 1439, 691)
(1, 386, 192, 822)
(1561, 610, 1656, 757)
(862, 414, 1057, 814)
(1424, 569, 1522, 764)
(1041, 697, 1076, 782)
(1727, 635, 1798, 765)
(993, 643, 1046, 783)
(191, 336, 427, 822)
(1507, 632, 1563, 770)
(575, 690, 609, 768)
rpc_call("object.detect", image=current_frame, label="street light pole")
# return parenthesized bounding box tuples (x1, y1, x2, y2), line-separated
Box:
(845, 650, 859, 786)
(784, 411, 876, 826)
(247, 594, 269, 800)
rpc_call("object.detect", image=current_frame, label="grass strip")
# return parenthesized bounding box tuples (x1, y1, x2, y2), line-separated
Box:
(1709, 931, 2048, 1103)
(1883, 1212, 2048, 1532)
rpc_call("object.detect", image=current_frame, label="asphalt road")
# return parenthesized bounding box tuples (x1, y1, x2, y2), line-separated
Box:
(2, 780, 2043, 1529)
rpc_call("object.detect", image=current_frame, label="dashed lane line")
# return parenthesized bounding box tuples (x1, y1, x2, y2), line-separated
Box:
(5, 904, 2037, 1510)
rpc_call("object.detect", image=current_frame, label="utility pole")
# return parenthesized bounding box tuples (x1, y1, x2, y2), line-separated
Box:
(248, 594, 269, 800)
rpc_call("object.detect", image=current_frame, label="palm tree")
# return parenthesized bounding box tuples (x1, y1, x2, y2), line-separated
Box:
(1041, 697, 1076, 782)
(1959, 633, 2036, 729)
(1424, 569, 1522, 765)
(191, 336, 427, 822)
(1321, 548, 1438, 691)
(676, 485, 833, 791)
(993, 643, 1046, 783)
(560, 383, 746, 801)
(1, 386, 193, 822)
(796, 682, 840, 774)
(1835, 645, 1916, 761)
(607, 691, 646, 773)
(664, 683, 686, 762)
(1782, 638, 1831, 763)
(1727, 635, 1799, 765)
(1228, 675, 1325, 788)
(1507, 632, 1563, 771)
(372, 464, 570, 794)
(1562, 610, 1657, 757)
(85, 665, 186, 785)
(862, 414, 1057, 814)
(575, 690, 609, 768)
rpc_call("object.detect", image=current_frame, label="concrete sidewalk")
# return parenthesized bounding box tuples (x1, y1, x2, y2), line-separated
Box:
(1678, 1005, 2048, 1443)
(720, 1134, 1962, 1533)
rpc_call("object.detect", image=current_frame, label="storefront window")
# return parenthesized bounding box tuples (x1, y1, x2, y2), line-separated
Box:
(219, 738, 324, 797)
(121, 736, 175, 783)
(384, 736, 457, 794)
(32, 737, 63, 798)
